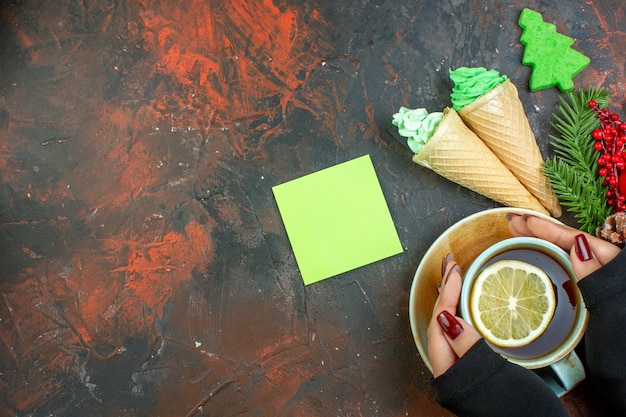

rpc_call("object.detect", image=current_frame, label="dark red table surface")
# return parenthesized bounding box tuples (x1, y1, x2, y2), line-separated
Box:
(1, 1, 624, 416)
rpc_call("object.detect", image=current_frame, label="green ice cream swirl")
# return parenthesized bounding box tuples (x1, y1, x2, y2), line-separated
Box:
(449, 67, 507, 111)
(392, 107, 444, 154)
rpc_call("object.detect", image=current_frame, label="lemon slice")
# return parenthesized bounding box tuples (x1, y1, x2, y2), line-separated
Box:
(470, 259, 556, 348)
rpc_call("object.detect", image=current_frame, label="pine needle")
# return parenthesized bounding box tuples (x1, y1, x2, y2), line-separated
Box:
(543, 87, 612, 233)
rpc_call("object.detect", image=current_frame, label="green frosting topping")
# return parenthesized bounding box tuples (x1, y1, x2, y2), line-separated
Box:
(392, 107, 443, 154)
(449, 67, 507, 111)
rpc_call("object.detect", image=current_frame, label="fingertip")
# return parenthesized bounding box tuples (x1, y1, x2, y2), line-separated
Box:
(506, 212, 531, 236)
(440, 262, 463, 297)
(505, 212, 523, 221)
(437, 310, 463, 339)
(569, 241, 602, 280)
(438, 313, 482, 357)
(441, 260, 462, 289)
(447, 263, 462, 282)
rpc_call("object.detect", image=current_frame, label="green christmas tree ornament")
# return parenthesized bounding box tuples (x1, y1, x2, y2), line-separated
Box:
(518, 8, 590, 92)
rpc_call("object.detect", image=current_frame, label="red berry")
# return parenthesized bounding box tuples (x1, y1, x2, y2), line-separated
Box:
(620, 122, 626, 131)
(598, 157, 606, 166)
(606, 162, 614, 169)
(594, 142, 604, 150)
(593, 129, 604, 140)
(589, 100, 597, 108)
(618, 162, 626, 170)
(599, 167, 609, 176)
(611, 113, 621, 121)
(619, 171, 626, 195)
(608, 198, 615, 206)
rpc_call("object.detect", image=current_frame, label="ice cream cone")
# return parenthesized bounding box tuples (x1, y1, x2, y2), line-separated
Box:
(413, 108, 548, 214)
(457, 79, 562, 217)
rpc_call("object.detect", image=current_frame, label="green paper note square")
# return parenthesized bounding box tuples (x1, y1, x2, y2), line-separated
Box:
(273, 154, 403, 285)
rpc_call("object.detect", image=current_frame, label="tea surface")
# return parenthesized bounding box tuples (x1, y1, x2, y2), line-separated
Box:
(476, 248, 577, 359)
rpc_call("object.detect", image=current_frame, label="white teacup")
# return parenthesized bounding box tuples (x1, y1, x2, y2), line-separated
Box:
(459, 237, 588, 397)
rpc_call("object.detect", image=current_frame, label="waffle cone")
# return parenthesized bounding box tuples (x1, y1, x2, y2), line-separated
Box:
(413, 108, 548, 214)
(458, 79, 562, 217)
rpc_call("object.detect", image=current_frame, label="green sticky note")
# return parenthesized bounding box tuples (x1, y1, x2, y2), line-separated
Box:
(273, 154, 403, 285)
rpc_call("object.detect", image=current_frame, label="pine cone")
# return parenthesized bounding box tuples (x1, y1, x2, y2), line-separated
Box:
(596, 212, 626, 247)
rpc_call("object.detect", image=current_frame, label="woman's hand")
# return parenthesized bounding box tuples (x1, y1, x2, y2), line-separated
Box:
(427, 214, 621, 378)
(427, 256, 482, 377)
(507, 213, 621, 280)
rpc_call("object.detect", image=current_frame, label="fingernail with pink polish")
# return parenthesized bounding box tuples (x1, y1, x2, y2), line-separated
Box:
(437, 310, 464, 339)
(574, 234, 593, 262)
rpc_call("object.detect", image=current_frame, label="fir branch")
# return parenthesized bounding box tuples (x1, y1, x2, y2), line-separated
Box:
(549, 88, 609, 175)
(544, 157, 612, 233)
(543, 87, 611, 233)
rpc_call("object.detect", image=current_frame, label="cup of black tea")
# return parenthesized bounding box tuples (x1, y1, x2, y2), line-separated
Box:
(459, 237, 588, 397)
